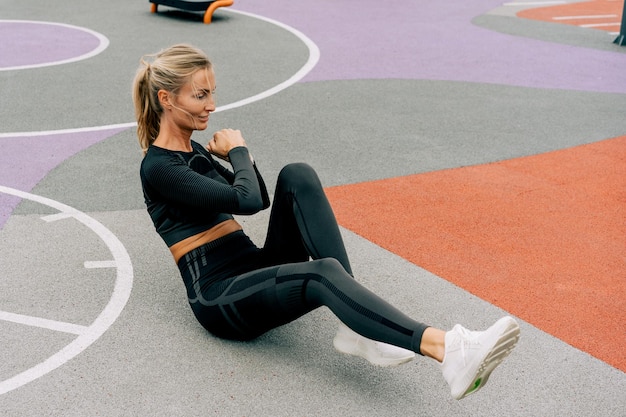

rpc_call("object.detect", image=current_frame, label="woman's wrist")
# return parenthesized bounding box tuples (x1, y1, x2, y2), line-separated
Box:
(228, 146, 254, 165)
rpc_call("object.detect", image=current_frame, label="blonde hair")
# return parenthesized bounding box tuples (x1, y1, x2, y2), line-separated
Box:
(132, 44, 212, 155)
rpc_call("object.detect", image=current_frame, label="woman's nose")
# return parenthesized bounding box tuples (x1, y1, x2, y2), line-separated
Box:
(206, 97, 215, 111)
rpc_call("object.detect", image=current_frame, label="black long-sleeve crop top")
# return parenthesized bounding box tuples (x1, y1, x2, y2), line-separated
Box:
(140, 140, 270, 247)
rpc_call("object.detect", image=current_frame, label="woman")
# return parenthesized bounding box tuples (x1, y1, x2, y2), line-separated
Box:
(132, 44, 520, 400)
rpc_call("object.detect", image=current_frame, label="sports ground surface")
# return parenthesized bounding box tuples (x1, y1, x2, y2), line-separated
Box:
(0, 0, 625, 415)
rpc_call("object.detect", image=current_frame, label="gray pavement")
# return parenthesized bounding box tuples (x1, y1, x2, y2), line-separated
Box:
(1, 0, 625, 416)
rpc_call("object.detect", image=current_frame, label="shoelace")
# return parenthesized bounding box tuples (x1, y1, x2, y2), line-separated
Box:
(452, 326, 481, 366)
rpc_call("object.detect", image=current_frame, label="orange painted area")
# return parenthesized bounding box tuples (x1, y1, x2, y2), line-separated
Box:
(518, 0, 623, 32)
(325, 136, 626, 372)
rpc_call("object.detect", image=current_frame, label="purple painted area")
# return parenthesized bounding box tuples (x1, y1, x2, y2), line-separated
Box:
(234, 0, 625, 94)
(0, 195, 21, 229)
(0, 21, 101, 68)
(0, 127, 129, 229)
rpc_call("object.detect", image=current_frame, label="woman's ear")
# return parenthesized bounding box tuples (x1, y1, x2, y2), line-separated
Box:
(158, 89, 171, 109)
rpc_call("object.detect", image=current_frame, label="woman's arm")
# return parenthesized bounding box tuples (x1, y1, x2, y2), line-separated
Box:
(211, 152, 270, 210)
(143, 147, 265, 215)
(206, 128, 270, 210)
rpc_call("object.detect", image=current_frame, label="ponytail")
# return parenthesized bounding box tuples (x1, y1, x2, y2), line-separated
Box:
(132, 60, 161, 155)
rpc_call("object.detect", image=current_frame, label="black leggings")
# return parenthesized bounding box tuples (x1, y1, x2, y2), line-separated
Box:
(178, 163, 429, 353)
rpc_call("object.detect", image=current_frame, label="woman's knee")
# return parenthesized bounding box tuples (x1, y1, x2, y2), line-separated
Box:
(299, 258, 358, 305)
(308, 257, 350, 281)
(277, 257, 347, 281)
(277, 163, 321, 191)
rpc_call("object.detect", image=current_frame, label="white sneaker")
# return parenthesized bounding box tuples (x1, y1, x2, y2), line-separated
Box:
(333, 323, 416, 367)
(441, 316, 520, 400)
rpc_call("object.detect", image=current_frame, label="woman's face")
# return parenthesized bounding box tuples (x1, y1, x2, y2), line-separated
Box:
(169, 67, 216, 131)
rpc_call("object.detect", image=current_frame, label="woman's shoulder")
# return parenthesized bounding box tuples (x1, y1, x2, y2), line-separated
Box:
(141, 141, 215, 174)
(146, 143, 202, 159)
(141, 145, 186, 175)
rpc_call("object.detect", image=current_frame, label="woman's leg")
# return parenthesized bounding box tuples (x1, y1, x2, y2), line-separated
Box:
(296, 258, 430, 351)
(261, 163, 353, 275)
(260, 163, 416, 365)
(188, 253, 520, 401)
(194, 257, 429, 351)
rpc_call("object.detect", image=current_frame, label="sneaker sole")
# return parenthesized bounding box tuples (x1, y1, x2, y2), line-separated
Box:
(454, 317, 521, 400)
(333, 337, 416, 367)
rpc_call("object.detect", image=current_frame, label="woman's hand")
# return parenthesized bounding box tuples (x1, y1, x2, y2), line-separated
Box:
(207, 129, 247, 161)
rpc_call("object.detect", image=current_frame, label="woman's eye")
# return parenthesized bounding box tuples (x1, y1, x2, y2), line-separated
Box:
(195, 89, 215, 100)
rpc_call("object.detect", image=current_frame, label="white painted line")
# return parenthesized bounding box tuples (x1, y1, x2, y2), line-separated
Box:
(553, 14, 618, 20)
(504, 1, 566, 5)
(0, 10, 320, 139)
(0, 122, 135, 139)
(0, 185, 133, 396)
(41, 212, 74, 222)
(0, 310, 87, 335)
(0, 20, 109, 72)
(84, 260, 117, 269)
(580, 22, 621, 28)
(215, 9, 320, 112)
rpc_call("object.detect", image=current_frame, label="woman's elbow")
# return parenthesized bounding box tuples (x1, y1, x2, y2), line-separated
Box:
(237, 195, 265, 214)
